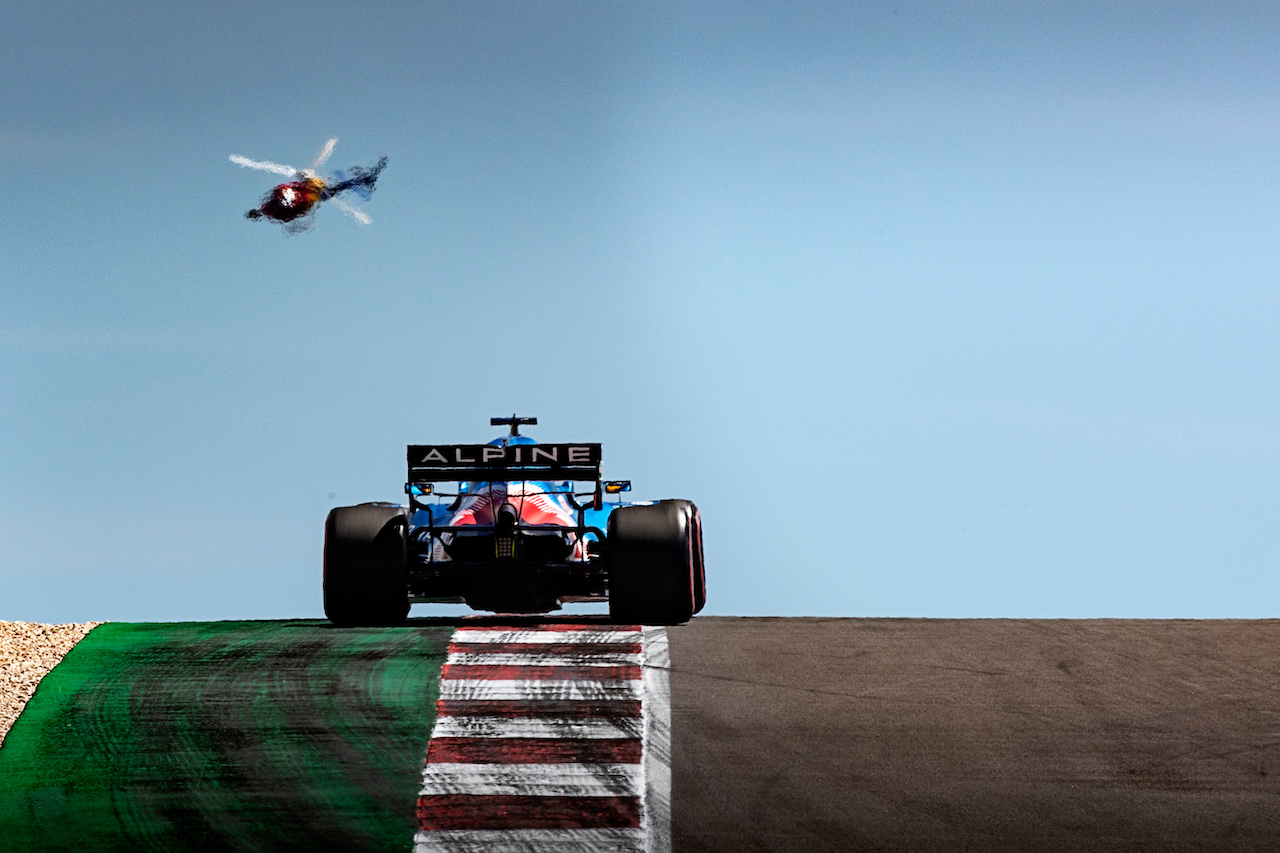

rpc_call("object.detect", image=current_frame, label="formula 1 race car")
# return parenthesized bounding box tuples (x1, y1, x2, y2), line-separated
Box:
(323, 416, 705, 626)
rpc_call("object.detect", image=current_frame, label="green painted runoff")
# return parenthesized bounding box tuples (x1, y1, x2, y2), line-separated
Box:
(0, 620, 453, 852)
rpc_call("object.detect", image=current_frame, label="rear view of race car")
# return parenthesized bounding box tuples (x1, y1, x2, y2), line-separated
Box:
(322, 416, 705, 626)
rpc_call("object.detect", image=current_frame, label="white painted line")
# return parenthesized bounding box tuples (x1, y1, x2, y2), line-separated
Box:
(452, 630, 641, 645)
(432, 715, 642, 740)
(414, 827, 643, 853)
(642, 627, 672, 853)
(439, 679, 642, 702)
(420, 762, 642, 797)
(446, 652, 642, 667)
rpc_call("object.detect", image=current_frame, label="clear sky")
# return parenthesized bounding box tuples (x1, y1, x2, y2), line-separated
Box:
(4, 1, 1280, 622)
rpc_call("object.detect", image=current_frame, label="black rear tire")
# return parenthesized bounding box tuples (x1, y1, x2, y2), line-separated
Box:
(608, 501, 700, 625)
(323, 504, 409, 627)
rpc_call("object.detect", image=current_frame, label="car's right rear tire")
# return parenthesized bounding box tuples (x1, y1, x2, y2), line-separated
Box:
(608, 501, 699, 625)
(323, 504, 409, 627)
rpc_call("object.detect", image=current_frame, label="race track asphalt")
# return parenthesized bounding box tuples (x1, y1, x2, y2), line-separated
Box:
(667, 617, 1280, 853)
(5, 616, 1279, 852)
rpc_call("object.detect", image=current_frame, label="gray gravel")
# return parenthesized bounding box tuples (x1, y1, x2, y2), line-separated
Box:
(0, 620, 100, 747)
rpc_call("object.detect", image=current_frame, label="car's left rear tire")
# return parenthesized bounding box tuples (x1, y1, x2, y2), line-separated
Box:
(323, 504, 409, 627)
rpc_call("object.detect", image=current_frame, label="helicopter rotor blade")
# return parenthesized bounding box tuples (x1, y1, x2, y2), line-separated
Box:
(309, 138, 338, 172)
(229, 155, 296, 176)
(331, 197, 371, 225)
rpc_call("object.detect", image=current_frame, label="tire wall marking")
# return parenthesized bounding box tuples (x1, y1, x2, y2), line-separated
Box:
(414, 625, 670, 853)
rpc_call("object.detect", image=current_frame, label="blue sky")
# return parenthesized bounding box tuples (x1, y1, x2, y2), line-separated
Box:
(4, 1, 1280, 621)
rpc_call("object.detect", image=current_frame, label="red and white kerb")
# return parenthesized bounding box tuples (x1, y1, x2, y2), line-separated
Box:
(415, 625, 672, 853)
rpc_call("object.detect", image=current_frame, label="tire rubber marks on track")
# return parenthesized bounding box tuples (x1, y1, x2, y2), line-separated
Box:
(414, 625, 672, 853)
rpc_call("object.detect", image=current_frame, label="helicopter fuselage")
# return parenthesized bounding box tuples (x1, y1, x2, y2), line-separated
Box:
(258, 177, 326, 222)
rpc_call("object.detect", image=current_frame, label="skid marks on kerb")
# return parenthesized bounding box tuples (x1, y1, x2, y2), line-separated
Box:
(414, 624, 672, 853)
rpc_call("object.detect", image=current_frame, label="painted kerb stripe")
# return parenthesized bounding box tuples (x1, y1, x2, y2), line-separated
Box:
(420, 762, 641, 796)
(440, 664, 643, 681)
(426, 737, 642, 764)
(448, 643, 642, 657)
(446, 652, 641, 667)
(434, 699, 641, 719)
(414, 827, 644, 852)
(438, 679, 641, 702)
(416, 795, 642, 831)
(430, 715, 642, 740)
(450, 630, 640, 644)
(414, 624, 671, 853)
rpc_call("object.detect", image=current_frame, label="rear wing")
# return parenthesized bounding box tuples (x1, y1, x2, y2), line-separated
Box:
(407, 443, 602, 483)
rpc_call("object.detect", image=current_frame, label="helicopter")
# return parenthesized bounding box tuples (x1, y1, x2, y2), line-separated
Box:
(230, 138, 387, 233)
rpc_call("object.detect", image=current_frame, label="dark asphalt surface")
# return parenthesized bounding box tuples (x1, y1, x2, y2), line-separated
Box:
(667, 617, 1280, 853)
